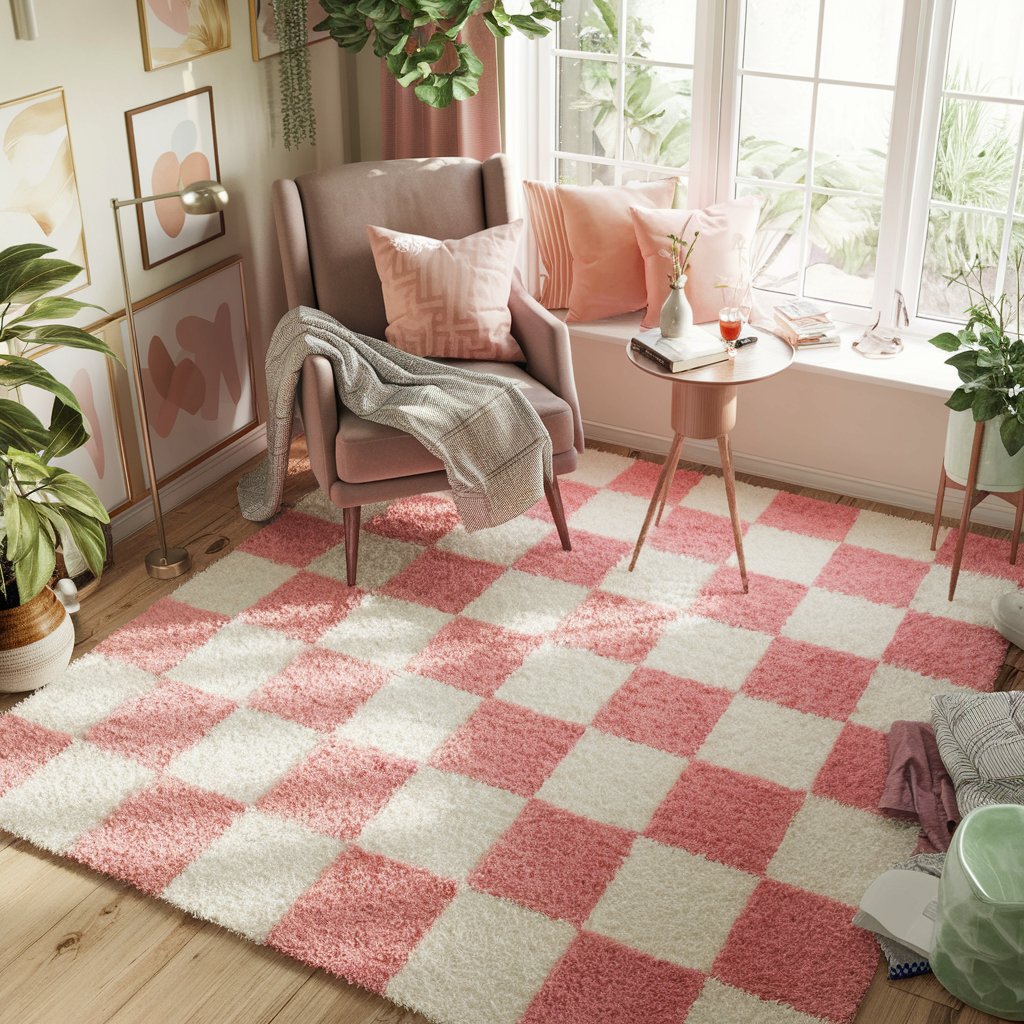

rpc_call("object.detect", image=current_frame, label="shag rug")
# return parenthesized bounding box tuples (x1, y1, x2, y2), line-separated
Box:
(0, 450, 1012, 1024)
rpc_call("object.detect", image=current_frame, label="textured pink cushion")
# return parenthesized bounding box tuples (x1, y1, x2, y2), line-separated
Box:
(630, 196, 762, 329)
(523, 180, 572, 309)
(557, 178, 679, 323)
(366, 221, 525, 361)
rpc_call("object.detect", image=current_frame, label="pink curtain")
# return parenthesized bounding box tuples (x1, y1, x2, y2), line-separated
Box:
(380, 16, 501, 161)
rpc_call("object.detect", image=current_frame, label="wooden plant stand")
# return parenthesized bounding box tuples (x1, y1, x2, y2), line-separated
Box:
(931, 419, 1024, 600)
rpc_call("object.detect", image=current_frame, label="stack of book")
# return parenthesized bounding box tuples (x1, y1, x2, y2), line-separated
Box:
(630, 325, 729, 373)
(773, 299, 839, 349)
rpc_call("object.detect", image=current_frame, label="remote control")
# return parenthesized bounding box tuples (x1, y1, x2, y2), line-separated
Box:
(733, 335, 758, 347)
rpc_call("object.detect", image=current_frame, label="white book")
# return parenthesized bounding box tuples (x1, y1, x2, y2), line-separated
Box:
(631, 326, 729, 373)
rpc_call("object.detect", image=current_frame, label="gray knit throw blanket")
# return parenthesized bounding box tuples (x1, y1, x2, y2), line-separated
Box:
(237, 307, 552, 531)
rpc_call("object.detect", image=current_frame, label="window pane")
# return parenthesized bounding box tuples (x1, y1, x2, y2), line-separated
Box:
(819, 0, 902, 86)
(622, 64, 691, 168)
(557, 160, 616, 186)
(558, 0, 617, 54)
(931, 99, 1021, 212)
(738, 184, 805, 294)
(805, 194, 881, 305)
(946, 0, 1024, 99)
(742, 0, 819, 77)
(628, 0, 697, 65)
(559, 58, 619, 160)
(813, 84, 891, 194)
(919, 207, 1005, 319)
(737, 77, 813, 181)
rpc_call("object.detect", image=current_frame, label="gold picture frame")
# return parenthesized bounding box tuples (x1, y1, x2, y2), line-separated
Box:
(136, 0, 232, 72)
(0, 86, 90, 295)
(125, 87, 226, 270)
(249, 0, 331, 60)
(120, 255, 260, 489)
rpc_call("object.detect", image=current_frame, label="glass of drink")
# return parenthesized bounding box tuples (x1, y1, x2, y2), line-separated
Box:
(719, 306, 743, 342)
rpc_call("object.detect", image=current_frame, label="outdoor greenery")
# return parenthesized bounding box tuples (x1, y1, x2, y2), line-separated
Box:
(316, 0, 562, 108)
(929, 249, 1024, 456)
(0, 245, 115, 609)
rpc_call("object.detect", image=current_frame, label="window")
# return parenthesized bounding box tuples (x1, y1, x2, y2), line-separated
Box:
(522, 0, 1024, 327)
(729, 0, 903, 307)
(553, 0, 699, 199)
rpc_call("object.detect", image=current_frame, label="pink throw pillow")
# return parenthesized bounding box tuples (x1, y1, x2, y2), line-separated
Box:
(523, 180, 572, 310)
(557, 178, 679, 323)
(366, 221, 525, 361)
(630, 196, 762, 329)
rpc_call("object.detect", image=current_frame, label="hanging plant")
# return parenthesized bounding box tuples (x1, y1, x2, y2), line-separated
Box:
(315, 0, 563, 109)
(273, 0, 317, 149)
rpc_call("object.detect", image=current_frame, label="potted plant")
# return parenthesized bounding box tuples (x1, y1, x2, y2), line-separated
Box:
(0, 243, 117, 692)
(929, 248, 1024, 491)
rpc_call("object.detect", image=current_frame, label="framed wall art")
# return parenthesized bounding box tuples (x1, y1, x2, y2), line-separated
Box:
(17, 317, 135, 517)
(0, 87, 89, 293)
(136, 0, 231, 71)
(249, 0, 329, 60)
(125, 87, 225, 269)
(121, 256, 258, 486)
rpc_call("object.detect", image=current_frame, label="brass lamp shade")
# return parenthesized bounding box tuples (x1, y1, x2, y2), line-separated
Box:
(180, 180, 229, 215)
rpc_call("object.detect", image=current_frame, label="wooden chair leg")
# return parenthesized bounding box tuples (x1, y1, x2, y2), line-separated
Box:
(1013, 492, 1024, 565)
(545, 476, 572, 551)
(948, 423, 985, 601)
(931, 465, 947, 551)
(343, 505, 361, 586)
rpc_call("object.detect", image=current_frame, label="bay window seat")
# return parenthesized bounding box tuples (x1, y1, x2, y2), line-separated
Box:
(555, 311, 1015, 529)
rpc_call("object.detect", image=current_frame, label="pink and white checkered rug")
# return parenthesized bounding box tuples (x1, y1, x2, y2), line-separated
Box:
(0, 450, 1011, 1024)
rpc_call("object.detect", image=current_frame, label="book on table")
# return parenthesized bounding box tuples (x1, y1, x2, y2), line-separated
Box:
(630, 325, 729, 373)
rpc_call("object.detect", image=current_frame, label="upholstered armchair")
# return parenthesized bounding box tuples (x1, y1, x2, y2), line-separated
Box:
(272, 155, 584, 585)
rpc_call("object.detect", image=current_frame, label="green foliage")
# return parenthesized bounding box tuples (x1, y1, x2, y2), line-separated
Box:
(928, 249, 1024, 456)
(315, 0, 560, 108)
(0, 244, 115, 607)
(274, 0, 317, 149)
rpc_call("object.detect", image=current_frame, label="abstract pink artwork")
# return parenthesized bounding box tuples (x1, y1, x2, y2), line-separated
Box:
(125, 88, 224, 269)
(124, 257, 257, 484)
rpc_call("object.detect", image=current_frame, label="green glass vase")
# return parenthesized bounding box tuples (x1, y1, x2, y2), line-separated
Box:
(931, 804, 1024, 1019)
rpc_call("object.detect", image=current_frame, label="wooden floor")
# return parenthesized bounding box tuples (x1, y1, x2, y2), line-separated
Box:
(1, 437, 1019, 1024)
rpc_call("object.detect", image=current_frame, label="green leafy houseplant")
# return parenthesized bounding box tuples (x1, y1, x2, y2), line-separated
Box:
(316, 0, 562, 108)
(928, 248, 1024, 457)
(0, 244, 118, 610)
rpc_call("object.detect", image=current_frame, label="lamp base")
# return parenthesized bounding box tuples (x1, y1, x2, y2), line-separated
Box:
(145, 547, 191, 579)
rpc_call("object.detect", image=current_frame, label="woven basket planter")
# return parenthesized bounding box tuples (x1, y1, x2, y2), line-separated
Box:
(0, 587, 74, 693)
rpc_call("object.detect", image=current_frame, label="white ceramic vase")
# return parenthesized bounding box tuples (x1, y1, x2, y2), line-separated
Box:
(0, 587, 75, 693)
(944, 409, 1024, 493)
(659, 279, 693, 339)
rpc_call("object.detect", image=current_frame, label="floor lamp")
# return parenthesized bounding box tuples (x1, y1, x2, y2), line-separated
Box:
(112, 179, 229, 579)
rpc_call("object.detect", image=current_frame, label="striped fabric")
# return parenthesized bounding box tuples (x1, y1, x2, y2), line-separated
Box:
(523, 180, 572, 310)
(932, 692, 1024, 815)
(238, 307, 552, 533)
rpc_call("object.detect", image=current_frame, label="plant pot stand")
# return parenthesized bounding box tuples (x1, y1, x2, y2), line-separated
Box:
(931, 419, 1024, 600)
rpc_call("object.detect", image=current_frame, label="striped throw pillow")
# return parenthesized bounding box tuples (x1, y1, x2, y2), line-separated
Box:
(523, 180, 572, 310)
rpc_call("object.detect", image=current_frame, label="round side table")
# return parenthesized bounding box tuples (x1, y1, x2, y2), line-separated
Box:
(626, 328, 794, 592)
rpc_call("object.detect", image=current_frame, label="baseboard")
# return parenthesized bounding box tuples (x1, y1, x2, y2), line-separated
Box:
(583, 418, 1018, 531)
(110, 425, 268, 542)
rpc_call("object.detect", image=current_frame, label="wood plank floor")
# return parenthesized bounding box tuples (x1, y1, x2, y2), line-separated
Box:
(0, 437, 1017, 1024)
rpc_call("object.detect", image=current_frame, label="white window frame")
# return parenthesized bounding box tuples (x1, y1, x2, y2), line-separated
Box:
(511, 0, 1012, 333)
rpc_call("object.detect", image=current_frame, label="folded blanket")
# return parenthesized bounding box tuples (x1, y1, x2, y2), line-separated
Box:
(238, 307, 552, 531)
(932, 691, 1024, 816)
(880, 721, 960, 853)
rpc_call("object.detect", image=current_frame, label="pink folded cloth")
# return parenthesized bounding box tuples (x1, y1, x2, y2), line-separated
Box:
(880, 720, 960, 852)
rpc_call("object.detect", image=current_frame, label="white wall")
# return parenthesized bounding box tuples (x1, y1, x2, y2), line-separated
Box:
(1, 0, 349, 532)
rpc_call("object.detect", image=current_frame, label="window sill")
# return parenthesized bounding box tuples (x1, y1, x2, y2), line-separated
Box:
(557, 311, 959, 399)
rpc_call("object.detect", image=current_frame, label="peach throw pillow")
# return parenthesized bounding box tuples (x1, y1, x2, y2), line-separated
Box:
(366, 221, 525, 361)
(630, 196, 762, 329)
(557, 178, 679, 322)
(523, 180, 573, 310)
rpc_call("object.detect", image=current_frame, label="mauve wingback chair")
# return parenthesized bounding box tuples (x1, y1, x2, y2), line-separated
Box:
(272, 154, 585, 585)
